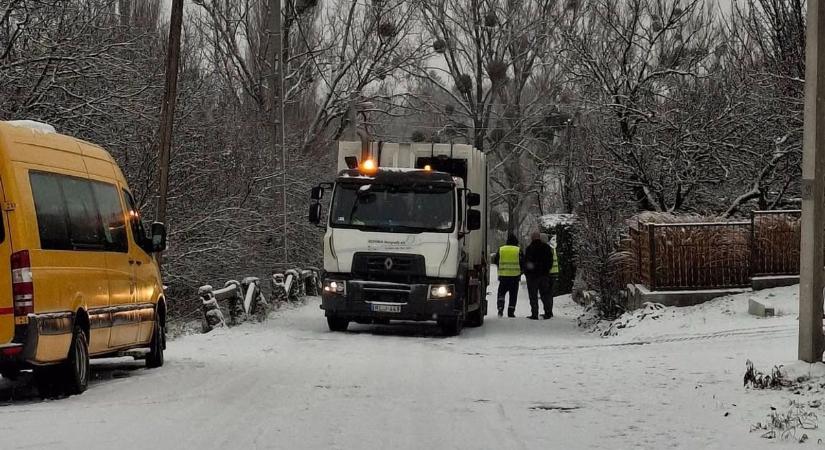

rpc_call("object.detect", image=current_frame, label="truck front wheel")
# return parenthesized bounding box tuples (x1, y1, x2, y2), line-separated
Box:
(438, 316, 463, 336)
(327, 316, 350, 332)
(465, 306, 484, 327)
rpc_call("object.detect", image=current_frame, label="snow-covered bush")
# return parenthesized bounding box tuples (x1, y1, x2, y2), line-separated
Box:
(572, 185, 630, 321)
(578, 301, 664, 336)
(751, 400, 818, 442)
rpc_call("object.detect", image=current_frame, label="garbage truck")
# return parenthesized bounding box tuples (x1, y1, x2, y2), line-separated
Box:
(308, 140, 489, 335)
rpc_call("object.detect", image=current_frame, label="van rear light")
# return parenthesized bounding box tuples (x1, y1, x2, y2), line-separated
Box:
(0, 345, 22, 357)
(11, 251, 33, 316)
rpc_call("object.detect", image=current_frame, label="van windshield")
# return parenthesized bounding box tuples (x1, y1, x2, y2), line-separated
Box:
(329, 183, 455, 233)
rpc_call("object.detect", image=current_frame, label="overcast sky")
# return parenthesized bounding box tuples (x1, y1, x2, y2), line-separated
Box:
(160, 0, 739, 21)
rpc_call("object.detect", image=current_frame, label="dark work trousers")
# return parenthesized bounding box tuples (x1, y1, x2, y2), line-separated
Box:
(497, 276, 520, 313)
(526, 275, 553, 317)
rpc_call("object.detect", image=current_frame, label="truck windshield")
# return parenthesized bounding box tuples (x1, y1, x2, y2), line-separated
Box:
(330, 183, 455, 233)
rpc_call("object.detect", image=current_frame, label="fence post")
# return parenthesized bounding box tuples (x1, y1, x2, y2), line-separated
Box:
(649, 224, 657, 291)
(271, 273, 288, 305)
(284, 269, 301, 301)
(636, 219, 642, 285)
(749, 211, 756, 279)
(199, 285, 226, 333)
(242, 277, 270, 321)
(223, 280, 243, 325)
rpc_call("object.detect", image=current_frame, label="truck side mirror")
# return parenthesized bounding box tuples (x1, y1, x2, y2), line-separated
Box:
(310, 186, 324, 201)
(150, 222, 167, 253)
(467, 192, 480, 207)
(309, 203, 322, 225)
(345, 156, 359, 169)
(467, 210, 481, 231)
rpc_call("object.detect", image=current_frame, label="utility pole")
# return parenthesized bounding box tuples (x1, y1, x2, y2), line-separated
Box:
(799, 0, 825, 363)
(269, 0, 287, 264)
(155, 0, 184, 265)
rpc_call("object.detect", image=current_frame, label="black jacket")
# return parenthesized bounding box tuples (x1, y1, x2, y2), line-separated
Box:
(523, 239, 554, 278)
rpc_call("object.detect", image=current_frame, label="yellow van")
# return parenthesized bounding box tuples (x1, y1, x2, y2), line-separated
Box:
(0, 121, 168, 397)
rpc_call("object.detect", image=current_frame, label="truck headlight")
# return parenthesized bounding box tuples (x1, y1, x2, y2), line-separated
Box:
(323, 280, 346, 295)
(428, 284, 454, 300)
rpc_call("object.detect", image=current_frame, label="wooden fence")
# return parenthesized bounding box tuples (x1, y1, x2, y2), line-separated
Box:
(626, 210, 802, 291)
(751, 210, 801, 277)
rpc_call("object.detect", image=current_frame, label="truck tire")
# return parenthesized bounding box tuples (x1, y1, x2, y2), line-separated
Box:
(466, 306, 484, 327)
(438, 316, 463, 336)
(146, 313, 165, 369)
(60, 325, 90, 396)
(327, 316, 350, 332)
(465, 283, 486, 327)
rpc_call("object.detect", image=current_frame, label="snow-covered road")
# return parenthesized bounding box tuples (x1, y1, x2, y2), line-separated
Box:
(0, 281, 813, 449)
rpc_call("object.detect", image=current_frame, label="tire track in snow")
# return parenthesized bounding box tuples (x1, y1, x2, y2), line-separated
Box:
(482, 324, 797, 356)
(496, 402, 528, 450)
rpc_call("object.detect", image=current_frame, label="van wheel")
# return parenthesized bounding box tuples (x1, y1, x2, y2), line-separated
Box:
(60, 325, 89, 396)
(438, 316, 463, 336)
(0, 367, 20, 380)
(146, 313, 165, 369)
(34, 366, 60, 398)
(327, 316, 349, 332)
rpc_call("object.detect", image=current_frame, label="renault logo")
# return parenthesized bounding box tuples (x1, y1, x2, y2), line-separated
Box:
(384, 257, 394, 271)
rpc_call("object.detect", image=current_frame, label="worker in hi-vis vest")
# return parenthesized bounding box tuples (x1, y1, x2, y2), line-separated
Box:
(493, 234, 523, 318)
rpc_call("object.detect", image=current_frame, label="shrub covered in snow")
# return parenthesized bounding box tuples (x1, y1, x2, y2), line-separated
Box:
(540, 214, 577, 296)
(579, 301, 665, 336)
(745, 361, 825, 441)
(750, 400, 818, 442)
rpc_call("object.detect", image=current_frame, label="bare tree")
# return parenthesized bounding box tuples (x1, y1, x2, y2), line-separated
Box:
(563, 0, 721, 212)
(718, 0, 804, 216)
(408, 0, 574, 236)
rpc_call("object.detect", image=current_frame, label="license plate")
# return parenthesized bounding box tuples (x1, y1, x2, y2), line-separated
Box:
(371, 304, 401, 313)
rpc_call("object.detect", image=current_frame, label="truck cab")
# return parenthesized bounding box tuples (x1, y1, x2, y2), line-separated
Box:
(309, 141, 488, 335)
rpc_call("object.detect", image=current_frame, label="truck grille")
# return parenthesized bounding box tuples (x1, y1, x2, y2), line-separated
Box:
(362, 290, 410, 303)
(352, 253, 426, 279)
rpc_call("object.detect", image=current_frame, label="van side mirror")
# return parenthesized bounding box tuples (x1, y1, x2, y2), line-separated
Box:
(467, 210, 481, 231)
(310, 186, 324, 201)
(309, 203, 322, 225)
(467, 192, 481, 207)
(151, 222, 167, 252)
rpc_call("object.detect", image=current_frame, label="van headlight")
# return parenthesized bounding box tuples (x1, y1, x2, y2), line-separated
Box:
(323, 280, 346, 296)
(428, 284, 454, 300)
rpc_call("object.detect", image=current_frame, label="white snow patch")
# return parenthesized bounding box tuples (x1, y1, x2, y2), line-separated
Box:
(593, 302, 666, 336)
(0, 268, 813, 449)
(5, 120, 56, 133)
(595, 284, 800, 342)
(378, 167, 431, 172)
(779, 361, 825, 382)
(540, 213, 576, 228)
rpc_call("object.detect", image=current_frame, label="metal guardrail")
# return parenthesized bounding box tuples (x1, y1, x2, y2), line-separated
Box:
(199, 268, 321, 333)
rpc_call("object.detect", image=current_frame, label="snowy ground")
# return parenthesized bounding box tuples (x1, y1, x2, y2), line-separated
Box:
(0, 277, 818, 449)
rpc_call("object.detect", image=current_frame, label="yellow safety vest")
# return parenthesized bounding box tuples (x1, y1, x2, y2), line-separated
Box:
(550, 247, 560, 275)
(498, 245, 521, 277)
